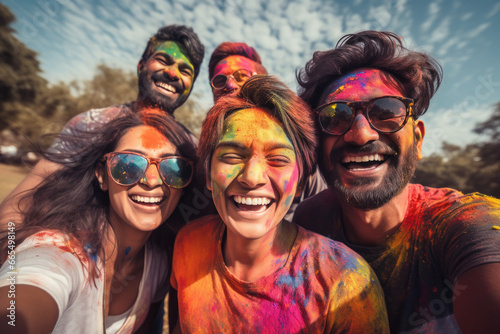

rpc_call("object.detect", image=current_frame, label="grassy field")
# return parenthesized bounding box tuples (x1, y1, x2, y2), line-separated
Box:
(0, 163, 29, 203)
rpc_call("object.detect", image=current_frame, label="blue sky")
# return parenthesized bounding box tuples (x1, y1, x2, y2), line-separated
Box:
(4, 0, 500, 155)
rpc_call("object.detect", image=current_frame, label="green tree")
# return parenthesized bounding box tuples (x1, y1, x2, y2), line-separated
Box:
(414, 102, 500, 198)
(0, 3, 47, 131)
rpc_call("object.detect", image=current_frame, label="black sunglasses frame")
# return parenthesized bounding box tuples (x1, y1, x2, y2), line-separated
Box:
(102, 152, 193, 189)
(315, 96, 414, 136)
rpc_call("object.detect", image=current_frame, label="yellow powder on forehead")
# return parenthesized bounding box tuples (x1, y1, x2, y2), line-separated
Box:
(225, 109, 277, 138)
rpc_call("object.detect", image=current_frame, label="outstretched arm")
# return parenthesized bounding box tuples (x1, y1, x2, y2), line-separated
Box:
(0, 284, 58, 334)
(454, 263, 500, 334)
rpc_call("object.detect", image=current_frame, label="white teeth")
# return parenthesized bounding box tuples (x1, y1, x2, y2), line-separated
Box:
(342, 154, 384, 164)
(156, 81, 175, 93)
(234, 195, 271, 206)
(131, 195, 163, 204)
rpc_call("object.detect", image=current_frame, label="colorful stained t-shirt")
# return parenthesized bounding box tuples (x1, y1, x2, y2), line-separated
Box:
(171, 215, 389, 333)
(0, 230, 170, 334)
(293, 184, 500, 333)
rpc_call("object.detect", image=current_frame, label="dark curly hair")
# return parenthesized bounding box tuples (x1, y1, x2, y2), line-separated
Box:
(198, 75, 317, 189)
(140, 25, 205, 83)
(297, 30, 443, 118)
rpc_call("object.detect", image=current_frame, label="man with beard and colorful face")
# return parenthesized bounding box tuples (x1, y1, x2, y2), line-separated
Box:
(207, 42, 327, 221)
(170, 75, 389, 333)
(294, 31, 500, 334)
(0, 25, 204, 227)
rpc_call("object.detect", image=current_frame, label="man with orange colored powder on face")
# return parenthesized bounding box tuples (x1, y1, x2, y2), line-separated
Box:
(0, 25, 205, 227)
(294, 30, 500, 333)
(207, 42, 327, 221)
(170, 75, 389, 333)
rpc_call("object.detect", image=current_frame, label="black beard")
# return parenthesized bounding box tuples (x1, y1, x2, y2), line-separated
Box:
(137, 71, 188, 114)
(320, 140, 419, 210)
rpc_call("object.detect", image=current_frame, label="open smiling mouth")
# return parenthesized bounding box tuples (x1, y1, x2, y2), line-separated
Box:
(130, 195, 166, 206)
(154, 80, 177, 94)
(340, 153, 388, 171)
(232, 195, 273, 212)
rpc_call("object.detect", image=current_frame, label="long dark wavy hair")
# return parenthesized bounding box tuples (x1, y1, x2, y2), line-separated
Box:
(297, 30, 443, 118)
(0, 112, 197, 279)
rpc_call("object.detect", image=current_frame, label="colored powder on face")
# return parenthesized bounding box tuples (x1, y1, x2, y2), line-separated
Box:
(139, 127, 167, 150)
(152, 41, 193, 71)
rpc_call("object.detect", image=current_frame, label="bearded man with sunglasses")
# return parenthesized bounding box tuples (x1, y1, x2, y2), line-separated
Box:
(294, 30, 500, 334)
(0, 25, 204, 227)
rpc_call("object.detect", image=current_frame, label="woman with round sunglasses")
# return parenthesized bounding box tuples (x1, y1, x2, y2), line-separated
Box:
(0, 111, 196, 333)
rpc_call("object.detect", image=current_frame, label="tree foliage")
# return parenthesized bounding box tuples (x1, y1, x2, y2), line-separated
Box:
(414, 103, 500, 198)
(0, 3, 202, 156)
(0, 3, 47, 133)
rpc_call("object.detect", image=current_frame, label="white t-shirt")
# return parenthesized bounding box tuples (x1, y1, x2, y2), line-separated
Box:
(0, 231, 169, 333)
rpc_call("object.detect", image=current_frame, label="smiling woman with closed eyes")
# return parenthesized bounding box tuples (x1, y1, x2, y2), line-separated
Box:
(170, 75, 390, 333)
(0, 111, 196, 334)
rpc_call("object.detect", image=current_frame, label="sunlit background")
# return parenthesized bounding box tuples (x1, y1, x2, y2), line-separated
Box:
(3, 0, 500, 155)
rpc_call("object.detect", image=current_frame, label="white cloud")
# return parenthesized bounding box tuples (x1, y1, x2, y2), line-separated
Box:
(437, 36, 460, 56)
(486, 2, 500, 18)
(422, 103, 493, 155)
(427, 16, 451, 44)
(461, 12, 473, 21)
(421, 2, 440, 33)
(467, 22, 490, 38)
(4, 0, 499, 152)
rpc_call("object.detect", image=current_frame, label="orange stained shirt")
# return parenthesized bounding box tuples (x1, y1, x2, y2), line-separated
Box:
(171, 215, 389, 333)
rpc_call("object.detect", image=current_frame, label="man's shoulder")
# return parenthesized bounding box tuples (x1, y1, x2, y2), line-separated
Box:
(64, 103, 134, 130)
(410, 184, 500, 215)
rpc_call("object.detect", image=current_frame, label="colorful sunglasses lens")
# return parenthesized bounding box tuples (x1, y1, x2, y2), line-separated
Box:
(158, 158, 193, 189)
(319, 97, 409, 135)
(109, 154, 148, 185)
(232, 70, 252, 83)
(318, 103, 353, 135)
(368, 98, 407, 132)
(108, 154, 192, 188)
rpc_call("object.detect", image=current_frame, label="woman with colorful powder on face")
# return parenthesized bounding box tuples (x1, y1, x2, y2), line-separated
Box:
(0, 111, 196, 333)
(170, 75, 390, 333)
